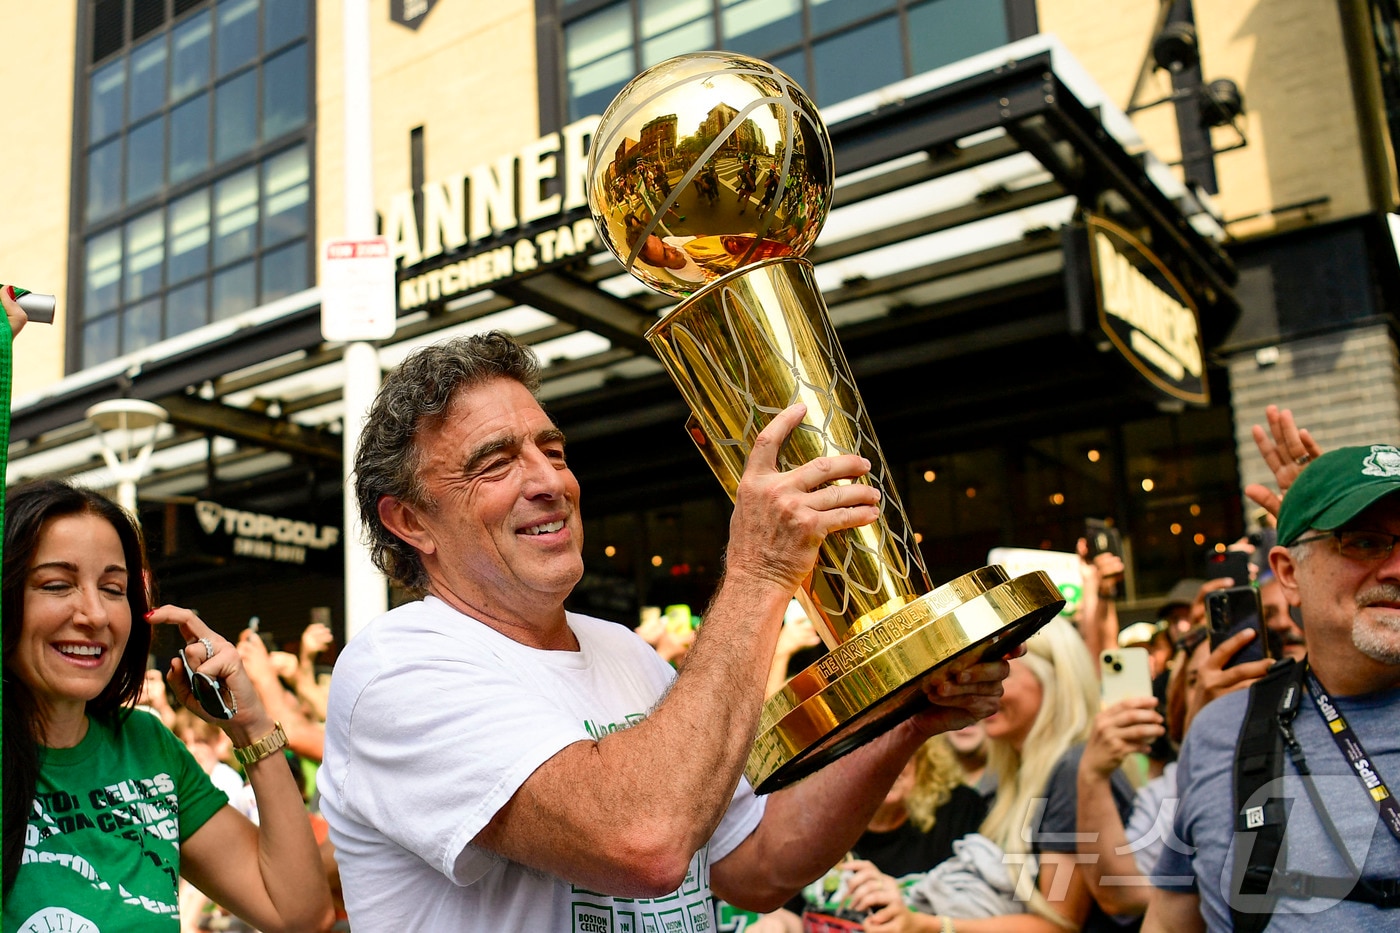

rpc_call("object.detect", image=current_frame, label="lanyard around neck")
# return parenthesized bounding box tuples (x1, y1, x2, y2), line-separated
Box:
(1278, 662, 1400, 852)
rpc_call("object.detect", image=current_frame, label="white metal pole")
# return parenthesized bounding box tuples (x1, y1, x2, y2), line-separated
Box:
(342, 0, 388, 640)
(116, 480, 137, 517)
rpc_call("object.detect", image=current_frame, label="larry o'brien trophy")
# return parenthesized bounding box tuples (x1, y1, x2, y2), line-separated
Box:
(587, 52, 1064, 793)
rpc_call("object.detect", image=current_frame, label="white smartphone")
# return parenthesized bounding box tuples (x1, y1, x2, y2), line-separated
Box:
(1100, 646, 1153, 705)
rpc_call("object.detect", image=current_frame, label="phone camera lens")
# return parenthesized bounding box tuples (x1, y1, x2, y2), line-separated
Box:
(1113, 662, 1123, 672)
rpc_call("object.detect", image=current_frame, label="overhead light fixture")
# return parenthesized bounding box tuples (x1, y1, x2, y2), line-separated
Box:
(85, 399, 169, 516)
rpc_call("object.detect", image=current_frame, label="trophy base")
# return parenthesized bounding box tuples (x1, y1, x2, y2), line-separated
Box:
(745, 567, 1064, 793)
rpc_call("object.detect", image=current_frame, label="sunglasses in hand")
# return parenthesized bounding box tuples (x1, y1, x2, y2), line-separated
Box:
(177, 648, 237, 720)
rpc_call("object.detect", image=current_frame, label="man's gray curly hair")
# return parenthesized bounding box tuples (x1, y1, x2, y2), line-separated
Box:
(353, 331, 542, 591)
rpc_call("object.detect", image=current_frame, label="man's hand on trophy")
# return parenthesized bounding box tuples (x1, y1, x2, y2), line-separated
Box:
(725, 402, 881, 596)
(907, 645, 1024, 737)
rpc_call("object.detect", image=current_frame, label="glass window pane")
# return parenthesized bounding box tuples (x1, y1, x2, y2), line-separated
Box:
(84, 230, 123, 317)
(640, 0, 713, 68)
(86, 138, 124, 222)
(566, 3, 632, 70)
(566, 3, 634, 120)
(908, 0, 1008, 75)
(83, 315, 120, 368)
(170, 92, 211, 183)
(126, 116, 166, 205)
(213, 260, 256, 319)
(217, 0, 260, 77)
(265, 0, 308, 48)
(569, 49, 634, 121)
(169, 189, 211, 282)
(642, 0, 711, 38)
(810, 0, 894, 35)
(130, 36, 168, 120)
(811, 16, 902, 107)
(90, 58, 126, 141)
(261, 239, 306, 302)
(214, 167, 259, 264)
(721, 0, 801, 57)
(167, 279, 209, 335)
(171, 11, 212, 101)
(262, 146, 308, 246)
(262, 42, 308, 139)
(770, 49, 808, 90)
(123, 296, 164, 352)
(125, 210, 166, 301)
(215, 70, 258, 162)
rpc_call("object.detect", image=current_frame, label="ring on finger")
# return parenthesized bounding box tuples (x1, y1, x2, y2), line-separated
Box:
(1296, 453, 1312, 467)
(198, 636, 215, 663)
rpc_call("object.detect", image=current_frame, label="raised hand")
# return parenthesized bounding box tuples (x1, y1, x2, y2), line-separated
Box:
(1245, 405, 1323, 519)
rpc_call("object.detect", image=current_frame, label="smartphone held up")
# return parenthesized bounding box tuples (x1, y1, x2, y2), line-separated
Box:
(1100, 646, 1154, 705)
(1205, 585, 1281, 667)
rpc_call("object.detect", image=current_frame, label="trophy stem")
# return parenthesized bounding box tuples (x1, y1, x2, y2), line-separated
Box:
(648, 257, 929, 650)
(646, 256, 1064, 792)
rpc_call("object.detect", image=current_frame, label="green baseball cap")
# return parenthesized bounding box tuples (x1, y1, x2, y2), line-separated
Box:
(1277, 444, 1400, 545)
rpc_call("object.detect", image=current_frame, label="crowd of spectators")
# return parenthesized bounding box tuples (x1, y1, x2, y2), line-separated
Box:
(135, 402, 1386, 933)
(140, 619, 344, 932)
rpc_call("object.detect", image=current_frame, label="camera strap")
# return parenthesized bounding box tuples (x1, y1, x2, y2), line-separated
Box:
(1230, 659, 1400, 933)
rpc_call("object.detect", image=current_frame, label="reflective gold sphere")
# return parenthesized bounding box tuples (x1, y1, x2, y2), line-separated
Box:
(587, 52, 834, 299)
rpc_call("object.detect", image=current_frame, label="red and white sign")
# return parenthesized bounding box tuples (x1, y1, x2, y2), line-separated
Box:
(321, 237, 396, 341)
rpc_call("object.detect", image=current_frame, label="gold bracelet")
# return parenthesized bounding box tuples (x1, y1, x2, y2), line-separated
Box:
(233, 721, 288, 766)
(940, 918, 956, 933)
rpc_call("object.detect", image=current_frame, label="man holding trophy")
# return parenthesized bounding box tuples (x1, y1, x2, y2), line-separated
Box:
(319, 52, 1059, 931)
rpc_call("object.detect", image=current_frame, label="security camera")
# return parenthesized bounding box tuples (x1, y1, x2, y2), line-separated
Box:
(1152, 21, 1199, 73)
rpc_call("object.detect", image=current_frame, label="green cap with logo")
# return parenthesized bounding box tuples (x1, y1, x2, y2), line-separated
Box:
(1277, 444, 1400, 545)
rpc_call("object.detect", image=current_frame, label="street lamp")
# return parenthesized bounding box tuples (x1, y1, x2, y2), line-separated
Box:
(84, 398, 168, 515)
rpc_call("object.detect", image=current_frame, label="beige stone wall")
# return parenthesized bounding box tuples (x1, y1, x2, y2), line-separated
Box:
(315, 0, 542, 248)
(1, 3, 78, 398)
(1040, 0, 1372, 240)
(1228, 325, 1400, 514)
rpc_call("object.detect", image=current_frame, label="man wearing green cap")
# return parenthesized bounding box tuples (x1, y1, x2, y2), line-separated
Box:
(1145, 445, 1400, 932)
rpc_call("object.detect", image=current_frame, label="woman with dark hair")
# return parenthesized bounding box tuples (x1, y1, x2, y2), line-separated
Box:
(2, 479, 332, 932)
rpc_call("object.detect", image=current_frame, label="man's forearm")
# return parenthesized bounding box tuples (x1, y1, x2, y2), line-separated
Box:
(711, 717, 926, 910)
(1076, 768, 1149, 914)
(477, 571, 794, 896)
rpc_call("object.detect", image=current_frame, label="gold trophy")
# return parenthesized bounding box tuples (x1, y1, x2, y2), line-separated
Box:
(587, 52, 1064, 793)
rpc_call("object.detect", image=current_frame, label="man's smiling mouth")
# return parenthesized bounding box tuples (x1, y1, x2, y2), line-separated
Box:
(522, 520, 565, 536)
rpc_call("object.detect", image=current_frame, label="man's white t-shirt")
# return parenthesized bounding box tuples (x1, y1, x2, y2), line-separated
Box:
(318, 596, 766, 931)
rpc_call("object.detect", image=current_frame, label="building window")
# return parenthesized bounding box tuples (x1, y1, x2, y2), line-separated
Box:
(553, 0, 1028, 123)
(73, 0, 314, 370)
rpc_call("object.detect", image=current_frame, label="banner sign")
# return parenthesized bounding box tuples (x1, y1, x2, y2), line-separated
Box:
(987, 547, 1083, 619)
(1065, 214, 1209, 406)
(387, 116, 604, 310)
(192, 500, 341, 570)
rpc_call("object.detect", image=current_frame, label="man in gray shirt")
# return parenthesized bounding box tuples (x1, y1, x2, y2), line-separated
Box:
(1145, 445, 1400, 931)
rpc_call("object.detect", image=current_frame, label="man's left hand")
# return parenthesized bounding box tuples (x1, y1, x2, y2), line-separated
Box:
(908, 645, 1021, 736)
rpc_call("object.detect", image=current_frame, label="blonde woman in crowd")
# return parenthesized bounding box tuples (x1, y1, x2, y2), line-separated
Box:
(749, 735, 988, 931)
(847, 617, 1135, 933)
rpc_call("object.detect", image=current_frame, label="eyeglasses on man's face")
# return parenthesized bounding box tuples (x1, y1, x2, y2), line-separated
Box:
(1290, 530, 1399, 562)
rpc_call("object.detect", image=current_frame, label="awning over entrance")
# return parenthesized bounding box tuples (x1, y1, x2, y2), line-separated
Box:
(8, 35, 1236, 515)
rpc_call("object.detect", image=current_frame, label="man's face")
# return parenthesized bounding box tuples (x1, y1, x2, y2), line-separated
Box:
(392, 377, 584, 629)
(639, 234, 688, 270)
(1273, 494, 1400, 675)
